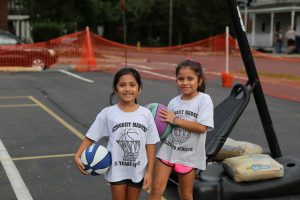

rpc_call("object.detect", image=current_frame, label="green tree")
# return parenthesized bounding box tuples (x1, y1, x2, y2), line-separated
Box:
(172, 0, 231, 44)
(23, 0, 231, 46)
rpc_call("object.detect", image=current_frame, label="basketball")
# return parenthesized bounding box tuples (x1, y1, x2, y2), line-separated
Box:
(145, 103, 173, 140)
(80, 143, 112, 176)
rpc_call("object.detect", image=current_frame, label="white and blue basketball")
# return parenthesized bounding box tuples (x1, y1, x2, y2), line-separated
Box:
(80, 143, 112, 176)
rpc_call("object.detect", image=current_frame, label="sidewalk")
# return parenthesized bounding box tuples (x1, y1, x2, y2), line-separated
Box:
(233, 73, 300, 103)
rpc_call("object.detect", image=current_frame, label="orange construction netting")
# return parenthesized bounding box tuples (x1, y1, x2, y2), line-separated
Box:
(1, 28, 299, 71)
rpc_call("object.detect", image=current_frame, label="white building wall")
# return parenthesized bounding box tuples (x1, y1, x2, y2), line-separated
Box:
(253, 0, 300, 5)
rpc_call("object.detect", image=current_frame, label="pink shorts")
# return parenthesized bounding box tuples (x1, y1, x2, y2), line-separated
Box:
(160, 159, 193, 174)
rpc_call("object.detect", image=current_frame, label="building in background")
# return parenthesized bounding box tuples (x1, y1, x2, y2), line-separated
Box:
(240, 0, 300, 52)
(5, 0, 31, 42)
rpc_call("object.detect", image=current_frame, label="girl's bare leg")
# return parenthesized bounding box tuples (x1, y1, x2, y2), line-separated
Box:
(177, 169, 196, 200)
(111, 184, 127, 200)
(126, 185, 142, 200)
(148, 160, 173, 200)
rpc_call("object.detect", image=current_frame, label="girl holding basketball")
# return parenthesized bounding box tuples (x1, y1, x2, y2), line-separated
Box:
(149, 59, 214, 200)
(75, 67, 160, 200)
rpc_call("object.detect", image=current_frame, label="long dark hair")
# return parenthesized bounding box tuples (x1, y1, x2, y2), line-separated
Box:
(175, 59, 206, 92)
(109, 67, 142, 105)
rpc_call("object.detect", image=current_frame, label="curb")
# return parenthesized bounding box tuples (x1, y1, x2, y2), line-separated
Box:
(0, 67, 43, 72)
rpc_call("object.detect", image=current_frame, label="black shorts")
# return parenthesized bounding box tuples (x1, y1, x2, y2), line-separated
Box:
(110, 179, 144, 188)
(287, 39, 295, 46)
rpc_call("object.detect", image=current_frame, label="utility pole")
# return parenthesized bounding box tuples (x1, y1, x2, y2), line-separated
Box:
(168, 0, 173, 46)
(0, 0, 8, 30)
(120, 0, 127, 67)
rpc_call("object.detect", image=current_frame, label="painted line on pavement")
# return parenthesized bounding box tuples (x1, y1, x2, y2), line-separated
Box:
(138, 68, 175, 80)
(126, 64, 175, 80)
(0, 139, 33, 200)
(0, 96, 85, 140)
(0, 104, 38, 108)
(29, 96, 85, 140)
(204, 71, 248, 81)
(125, 63, 154, 70)
(155, 62, 177, 67)
(127, 62, 247, 82)
(58, 69, 94, 83)
(0, 96, 30, 99)
(0, 153, 75, 162)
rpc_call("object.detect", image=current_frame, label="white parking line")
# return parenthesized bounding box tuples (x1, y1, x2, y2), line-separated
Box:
(58, 69, 94, 83)
(124, 63, 175, 80)
(125, 63, 154, 70)
(155, 62, 177, 67)
(0, 139, 33, 200)
(138, 68, 175, 80)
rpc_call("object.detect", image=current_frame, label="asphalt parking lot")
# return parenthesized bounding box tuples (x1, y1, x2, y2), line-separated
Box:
(0, 69, 300, 200)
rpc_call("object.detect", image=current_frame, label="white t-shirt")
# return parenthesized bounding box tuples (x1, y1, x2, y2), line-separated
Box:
(86, 104, 160, 183)
(156, 93, 214, 170)
(285, 29, 297, 40)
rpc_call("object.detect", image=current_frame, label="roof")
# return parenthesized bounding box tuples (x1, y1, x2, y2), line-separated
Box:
(240, 2, 300, 13)
(251, 2, 300, 9)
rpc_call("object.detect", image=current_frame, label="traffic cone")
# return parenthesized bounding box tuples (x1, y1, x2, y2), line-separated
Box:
(221, 72, 234, 87)
(75, 27, 96, 72)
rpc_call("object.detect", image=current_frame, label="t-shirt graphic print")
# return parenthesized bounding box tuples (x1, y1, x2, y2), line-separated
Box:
(117, 128, 141, 162)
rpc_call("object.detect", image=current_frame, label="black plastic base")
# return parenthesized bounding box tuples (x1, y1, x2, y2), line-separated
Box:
(193, 156, 300, 200)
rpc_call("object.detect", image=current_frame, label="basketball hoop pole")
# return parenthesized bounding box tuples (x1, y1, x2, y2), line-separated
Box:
(227, 0, 282, 158)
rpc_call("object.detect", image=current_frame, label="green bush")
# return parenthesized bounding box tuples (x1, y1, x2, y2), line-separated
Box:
(32, 22, 64, 42)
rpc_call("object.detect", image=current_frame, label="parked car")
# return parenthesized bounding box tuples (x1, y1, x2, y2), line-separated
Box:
(0, 29, 58, 69)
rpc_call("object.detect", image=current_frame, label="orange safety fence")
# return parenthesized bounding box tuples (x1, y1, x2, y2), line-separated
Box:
(1, 28, 300, 71)
(0, 41, 58, 69)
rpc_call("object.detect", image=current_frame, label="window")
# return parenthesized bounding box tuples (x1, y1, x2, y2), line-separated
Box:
(261, 22, 266, 32)
(0, 34, 19, 45)
(275, 21, 280, 32)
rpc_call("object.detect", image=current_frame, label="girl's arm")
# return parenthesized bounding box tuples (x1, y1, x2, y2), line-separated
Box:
(143, 144, 156, 190)
(74, 137, 95, 175)
(172, 117, 208, 133)
(159, 109, 208, 134)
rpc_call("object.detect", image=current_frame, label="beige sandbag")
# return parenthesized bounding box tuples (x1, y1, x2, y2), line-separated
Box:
(223, 154, 284, 182)
(214, 138, 263, 161)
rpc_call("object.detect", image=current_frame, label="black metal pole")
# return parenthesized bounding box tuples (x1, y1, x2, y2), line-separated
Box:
(227, 0, 282, 158)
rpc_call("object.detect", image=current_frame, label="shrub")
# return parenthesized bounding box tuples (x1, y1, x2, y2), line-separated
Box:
(32, 21, 64, 42)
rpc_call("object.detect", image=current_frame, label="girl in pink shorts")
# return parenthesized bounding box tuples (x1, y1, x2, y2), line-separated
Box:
(149, 59, 214, 200)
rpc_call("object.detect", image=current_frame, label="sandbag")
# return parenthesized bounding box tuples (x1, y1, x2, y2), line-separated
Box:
(223, 154, 284, 182)
(214, 138, 263, 161)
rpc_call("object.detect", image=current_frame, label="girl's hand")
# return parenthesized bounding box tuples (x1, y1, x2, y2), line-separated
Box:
(142, 171, 152, 191)
(159, 109, 176, 125)
(74, 137, 94, 176)
(74, 156, 89, 175)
